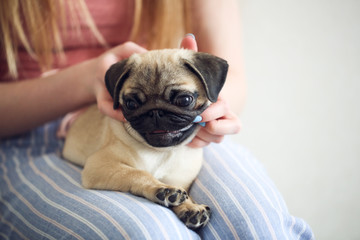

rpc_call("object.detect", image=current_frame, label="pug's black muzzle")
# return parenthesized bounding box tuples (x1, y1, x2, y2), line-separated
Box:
(127, 109, 198, 147)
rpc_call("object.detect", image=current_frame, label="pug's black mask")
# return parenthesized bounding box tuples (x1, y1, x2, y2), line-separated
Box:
(105, 49, 228, 148)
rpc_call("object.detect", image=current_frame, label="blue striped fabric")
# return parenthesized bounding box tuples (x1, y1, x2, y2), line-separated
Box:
(0, 120, 314, 240)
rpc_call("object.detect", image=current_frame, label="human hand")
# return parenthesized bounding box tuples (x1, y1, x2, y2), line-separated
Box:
(92, 42, 147, 122)
(188, 95, 241, 148)
(180, 34, 242, 147)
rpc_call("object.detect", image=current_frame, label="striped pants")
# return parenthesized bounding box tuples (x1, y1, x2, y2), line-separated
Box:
(0, 120, 314, 240)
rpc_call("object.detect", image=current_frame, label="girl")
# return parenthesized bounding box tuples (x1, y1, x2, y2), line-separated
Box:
(0, 1, 313, 239)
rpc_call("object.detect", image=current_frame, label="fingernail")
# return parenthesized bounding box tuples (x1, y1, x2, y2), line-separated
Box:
(193, 115, 202, 123)
(185, 33, 196, 40)
(199, 122, 206, 127)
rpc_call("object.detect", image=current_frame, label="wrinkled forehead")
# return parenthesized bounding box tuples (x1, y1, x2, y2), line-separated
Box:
(121, 53, 202, 97)
(121, 68, 201, 99)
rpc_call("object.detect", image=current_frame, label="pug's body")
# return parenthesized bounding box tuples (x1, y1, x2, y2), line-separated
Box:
(63, 105, 203, 192)
(63, 49, 228, 229)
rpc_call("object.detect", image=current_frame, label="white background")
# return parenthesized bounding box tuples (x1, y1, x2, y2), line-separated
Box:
(233, 0, 360, 239)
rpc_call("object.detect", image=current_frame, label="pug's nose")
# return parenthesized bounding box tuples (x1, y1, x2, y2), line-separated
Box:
(148, 109, 165, 118)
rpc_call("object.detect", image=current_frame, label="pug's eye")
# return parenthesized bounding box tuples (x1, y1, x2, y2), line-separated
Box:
(125, 99, 139, 110)
(174, 95, 194, 107)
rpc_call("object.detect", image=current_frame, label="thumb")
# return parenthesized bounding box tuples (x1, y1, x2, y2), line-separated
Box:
(180, 34, 198, 52)
(109, 42, 147, 60)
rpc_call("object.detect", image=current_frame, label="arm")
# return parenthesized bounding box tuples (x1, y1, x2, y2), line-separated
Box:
(190, 0, 246, 113)
(0, 61, 94, 138)
(186, 0, 244, 147)
(0, 42, 146, 138)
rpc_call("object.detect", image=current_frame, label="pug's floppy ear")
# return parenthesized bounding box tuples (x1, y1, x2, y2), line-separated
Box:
(105, 59, 131, 109)
(184, 52, 228, 102)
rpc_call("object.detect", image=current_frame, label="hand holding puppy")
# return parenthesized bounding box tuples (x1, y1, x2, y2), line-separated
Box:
(189, 94, 241, 148)
(181, 35, 241, 147)
(92, 42, 147, 122)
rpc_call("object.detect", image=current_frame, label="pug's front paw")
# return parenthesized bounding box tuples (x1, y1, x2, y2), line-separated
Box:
(155, 187, 188, 207)
(175, 203, 211, 230)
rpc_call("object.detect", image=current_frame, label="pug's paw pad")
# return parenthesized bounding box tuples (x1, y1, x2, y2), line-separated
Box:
(178, 204, 211, 230)
(155, 187, 187, 207)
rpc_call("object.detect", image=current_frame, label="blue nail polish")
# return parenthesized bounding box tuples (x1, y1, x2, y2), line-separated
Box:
(193, 115, 202, 123)
(199, 122, 206, 127)
(185, 33, 196, 40)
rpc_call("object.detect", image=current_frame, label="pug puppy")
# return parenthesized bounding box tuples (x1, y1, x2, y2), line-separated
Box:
(62, 49, 228, 229)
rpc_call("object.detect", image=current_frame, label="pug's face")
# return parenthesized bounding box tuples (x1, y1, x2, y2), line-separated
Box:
(105, 49, 228, 148)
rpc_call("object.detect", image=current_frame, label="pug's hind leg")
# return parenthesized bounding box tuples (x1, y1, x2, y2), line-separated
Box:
(81, 148, 188, 207)
(172, 197, 211, 230)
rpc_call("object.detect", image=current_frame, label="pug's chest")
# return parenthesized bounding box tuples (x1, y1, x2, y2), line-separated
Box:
(133, 147, 203, 187)
(134, 150, 184, 179)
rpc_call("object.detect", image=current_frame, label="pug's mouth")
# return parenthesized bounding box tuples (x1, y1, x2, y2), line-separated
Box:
(142, 124, 197, 147)
(149, 124, 194, 135)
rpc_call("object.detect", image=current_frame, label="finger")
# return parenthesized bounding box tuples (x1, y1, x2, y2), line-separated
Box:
(98, 42, 148, 80)
(187, 136, 211, 148)
(98, 53, 119, 77)
(196, 128, 225, 144)
(205, 115, 241, 135)
(180, 34, 198, 52)
(200, 98, 229, 123)
(187, 126, 225, 148)
(109, 42, 147, 60)
(97, 89, 126, 122)
(98, 99, 126, 122)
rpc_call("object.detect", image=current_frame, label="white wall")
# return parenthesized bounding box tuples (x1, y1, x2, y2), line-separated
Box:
(233, 0, 360, 239)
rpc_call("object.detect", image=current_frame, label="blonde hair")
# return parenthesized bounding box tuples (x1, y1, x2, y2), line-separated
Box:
(0, 0, 190, 79)
(131, 0, 190, 50)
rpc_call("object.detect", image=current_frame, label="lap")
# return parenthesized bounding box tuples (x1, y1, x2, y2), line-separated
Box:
(194, 142, 313, 239)
(0, 120, 314, 239)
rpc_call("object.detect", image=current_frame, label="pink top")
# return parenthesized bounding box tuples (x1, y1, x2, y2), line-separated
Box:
(0, 0, 134, 81)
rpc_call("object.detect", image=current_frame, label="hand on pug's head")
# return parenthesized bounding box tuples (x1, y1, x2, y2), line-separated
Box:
(93, 42, 147, 123)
